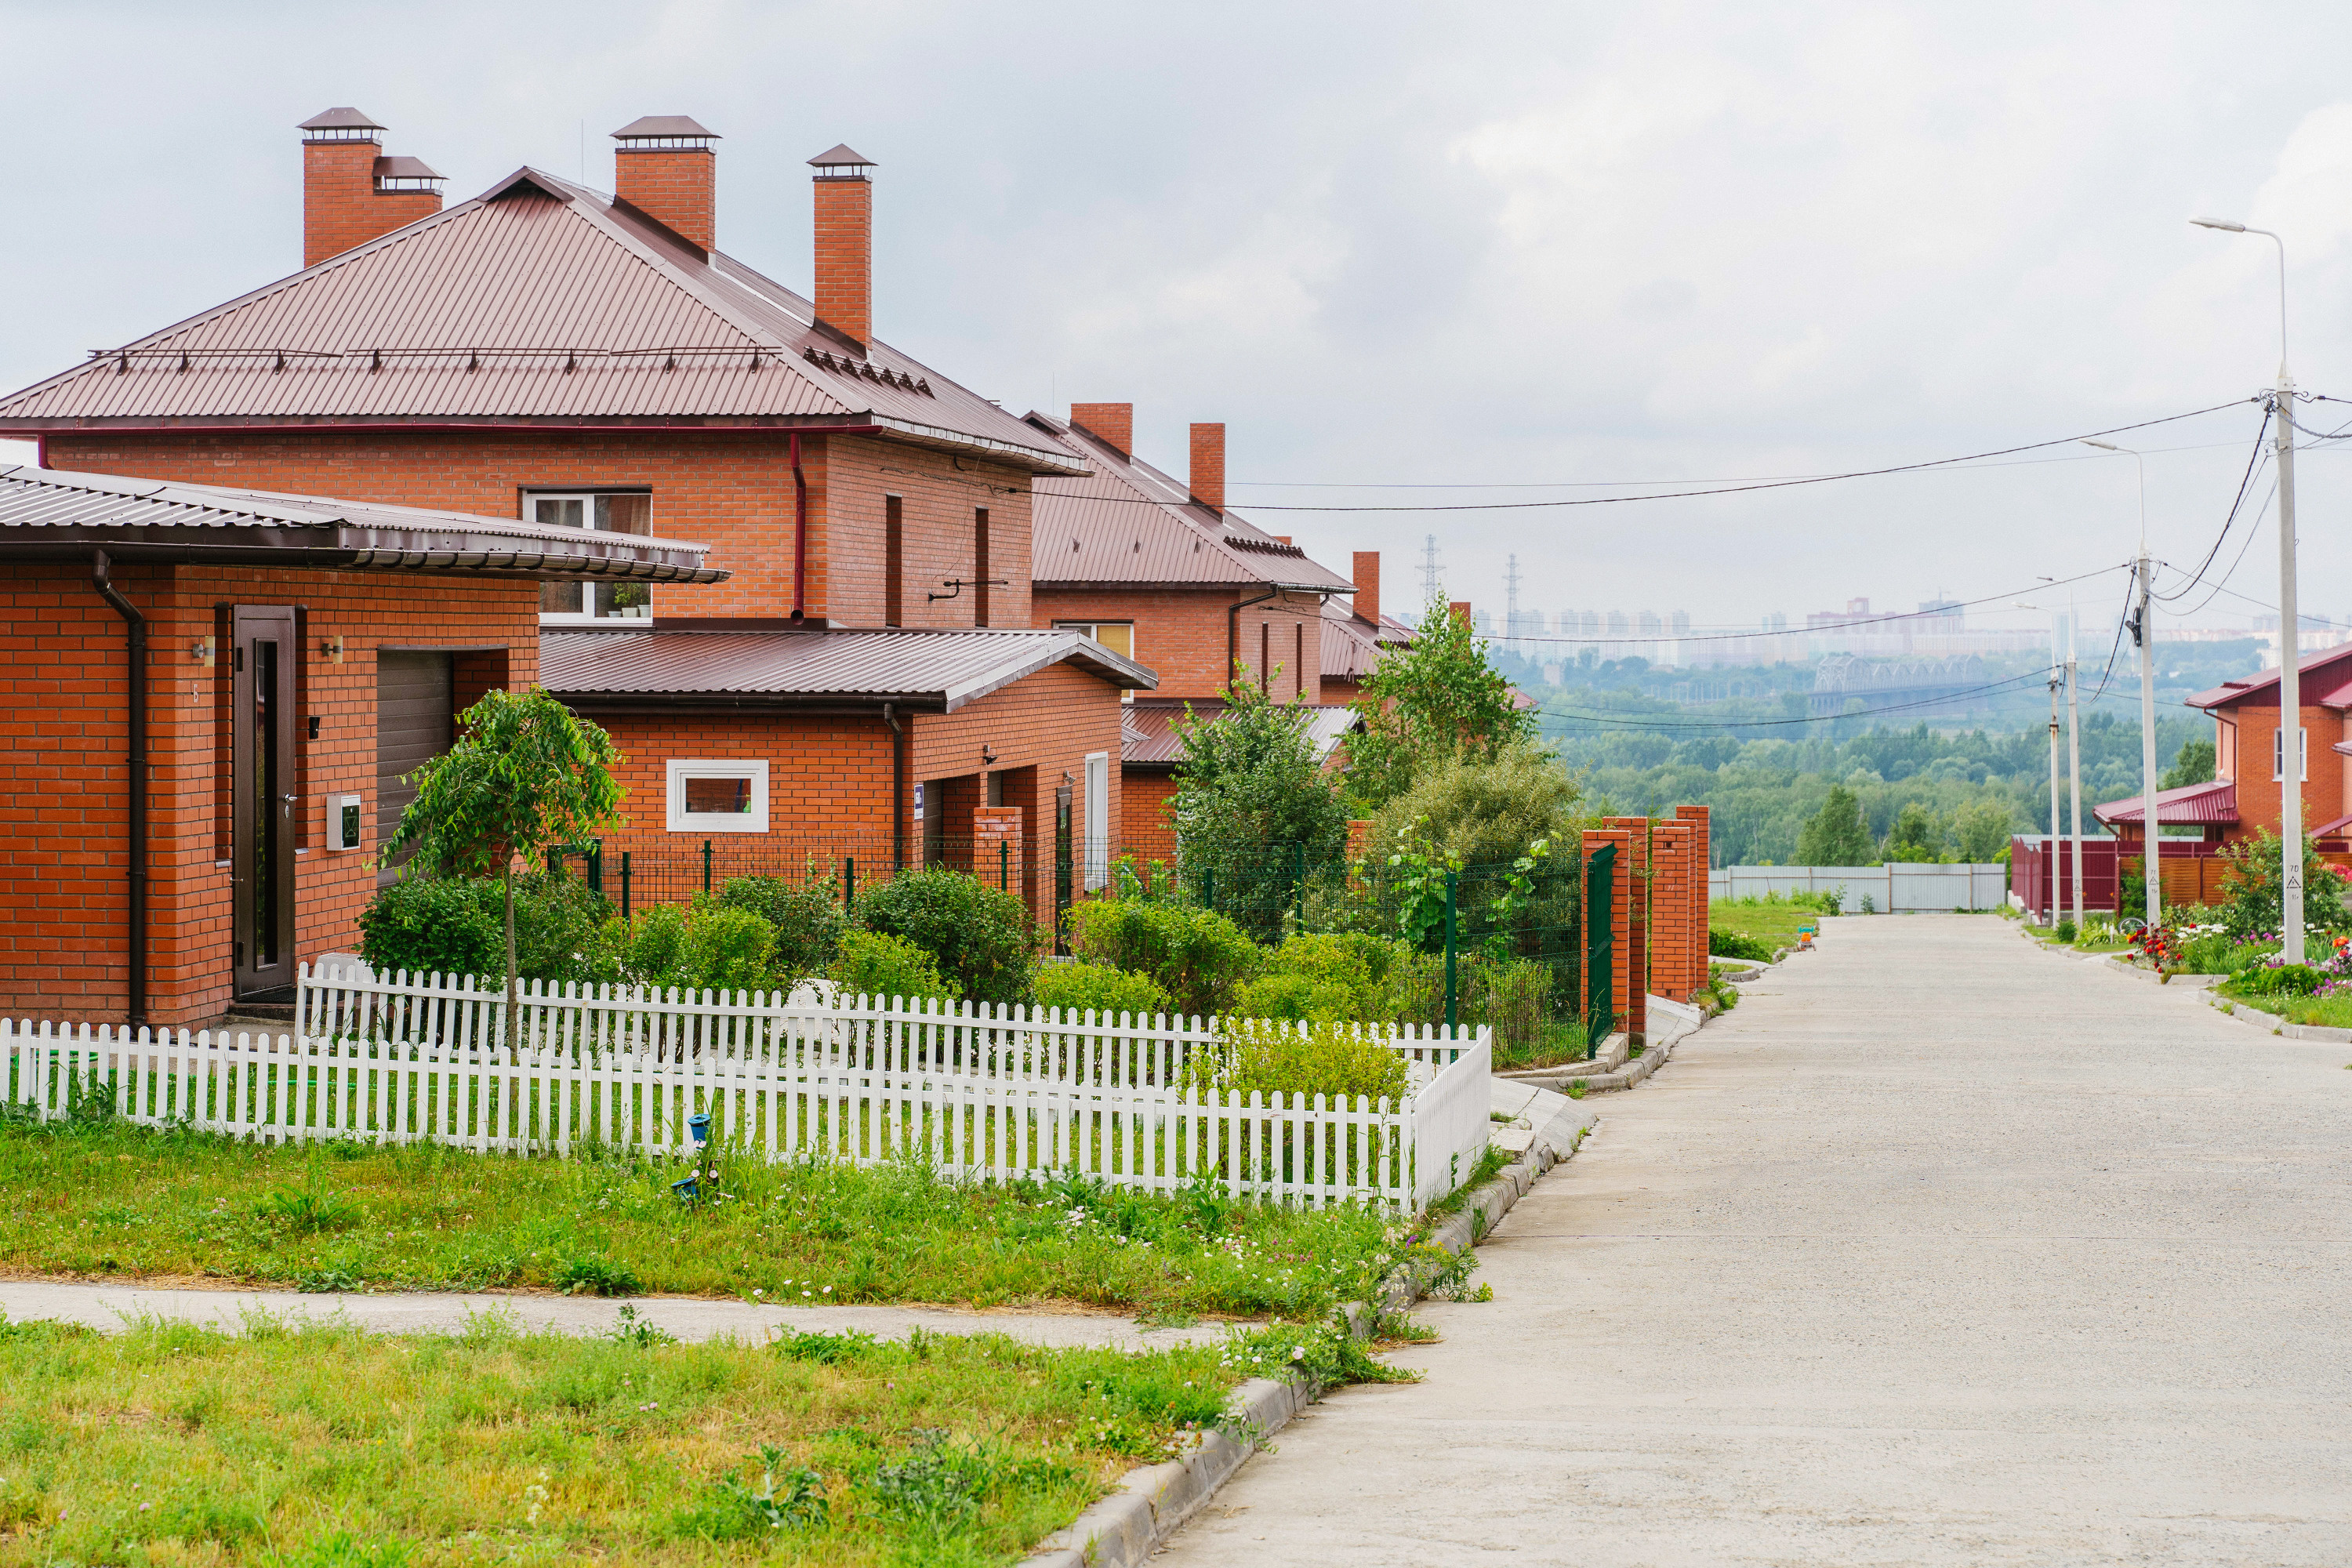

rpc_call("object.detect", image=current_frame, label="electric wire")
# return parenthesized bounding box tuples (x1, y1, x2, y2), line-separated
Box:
(1539, 668, 2059, 732)
(2151, 405, 2271, 603)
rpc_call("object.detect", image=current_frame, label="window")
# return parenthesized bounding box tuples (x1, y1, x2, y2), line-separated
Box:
(1083, 751, 1110, 891)
(885, 495, 903, 627)
(2274, 726, 2309, 782)
(1053, 622, 1136, 702)
(974, 508, 992, 627)
(532, 492, 654, 621)
(666, 758, 769, 833)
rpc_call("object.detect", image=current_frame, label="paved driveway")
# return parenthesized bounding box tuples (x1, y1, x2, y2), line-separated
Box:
(1157, 914, 2352, 1566)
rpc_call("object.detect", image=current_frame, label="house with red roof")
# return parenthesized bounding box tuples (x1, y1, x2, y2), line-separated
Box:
(1024, 405, 1363, 862)
(0, 110, 1158, 1017)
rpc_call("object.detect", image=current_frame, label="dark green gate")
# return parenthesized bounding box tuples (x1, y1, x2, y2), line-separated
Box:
(1584, 841, 1616, 1054)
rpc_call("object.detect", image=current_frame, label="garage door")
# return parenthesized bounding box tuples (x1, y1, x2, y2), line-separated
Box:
(377, 652, 453, 882)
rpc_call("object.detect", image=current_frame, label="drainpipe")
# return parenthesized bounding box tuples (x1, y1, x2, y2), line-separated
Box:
(90, 550, 147, 1029)
(1225, 586, 1279, 695)
(882, 702, 906, 871)
(789, 431, 808, 621)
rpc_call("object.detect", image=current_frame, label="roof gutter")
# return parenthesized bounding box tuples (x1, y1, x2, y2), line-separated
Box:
(89, 550, 147, 1028)
(1227, 586, 1280, 696)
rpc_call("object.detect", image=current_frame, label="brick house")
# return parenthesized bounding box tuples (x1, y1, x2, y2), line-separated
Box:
(0, 110, 1152, 945)
(2092, 644, 2352, 900)
(1025, 405, 1356, 861)
(0, 463, 718, 1026)
(1319, 550, 1416, 705)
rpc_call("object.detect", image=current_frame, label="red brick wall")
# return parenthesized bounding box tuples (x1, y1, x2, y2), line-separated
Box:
(615, 147, 714, 249)
(1675, 804, 1713, 992)
(44, 430, 1029, 630)
(1069, 404, 1132, 454)
(1030, 584, 1323, 702)
(2216, 702, 2343, 843)
(0, 559, 538, 1027)
(1121, 773, 1178, 866)
(1649, 822, 1697, 1003)
(303, 139, 440, 267)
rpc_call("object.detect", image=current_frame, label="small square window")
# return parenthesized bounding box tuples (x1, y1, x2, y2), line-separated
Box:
(667, 759, 769, 833)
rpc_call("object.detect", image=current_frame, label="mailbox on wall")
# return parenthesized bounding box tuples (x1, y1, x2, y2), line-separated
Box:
(327, 793, 363, 852)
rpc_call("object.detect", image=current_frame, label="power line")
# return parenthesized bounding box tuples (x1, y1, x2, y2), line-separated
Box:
(2151, 404, 2271, 604)
(1538, 669, 2058, 731)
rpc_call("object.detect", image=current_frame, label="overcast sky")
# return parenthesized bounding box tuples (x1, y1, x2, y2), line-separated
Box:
(5, 1, 2351, 637)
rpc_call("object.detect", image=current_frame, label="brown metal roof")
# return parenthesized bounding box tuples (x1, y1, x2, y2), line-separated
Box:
(0, 463, 725, 582)
(1321, 597, 1415, 681)
(2092, 779, 2238, 828)
(614, 116, 717, 140)
(373, 156, 444, 181)
(808, 144, 874, 168)
(543, 626, 1152, 711)
(1026, 413, 1352, 591)
(2187, 643, 2352, 711)
(0, 169, 1083, 475)
(1120, 697, 1359, 768)
(300, 107, 383, 132)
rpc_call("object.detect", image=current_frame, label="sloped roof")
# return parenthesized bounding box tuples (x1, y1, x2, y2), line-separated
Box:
(0, 463, 723, 582)
(1025, 413, 1352, 592)
(2186, 642, 2352, 711)
(1120, 697, 1359, 769)
(1321, 597, 1415, 681)
(542, 626, 1152, 712)
(0, 169, 1082, 476)
(2091, 779, 2238, 827)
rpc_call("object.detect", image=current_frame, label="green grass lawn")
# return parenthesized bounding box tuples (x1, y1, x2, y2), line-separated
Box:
(0, 1118, 1399, 1319)
(1708, 898, 1827, 953)
(0, 1306, 1247, 1566)
(2212, 988, 2352, 1028)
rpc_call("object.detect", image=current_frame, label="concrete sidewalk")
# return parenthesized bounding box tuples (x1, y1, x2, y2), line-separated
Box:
(1156, 913, 2352, 1566)
(0, 1278, 1235, 1350)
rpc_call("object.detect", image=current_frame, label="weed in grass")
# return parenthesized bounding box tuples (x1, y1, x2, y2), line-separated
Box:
(1370, 1309, 1439, 1342)
(605, 1305, 675, 1347)
(554, 1254, 642, 1297)
(1135, 1307, 1202, 1330)
(774, 1328, 880, 1364)
(1567, 1080, 1588, 1099)
(263, 1531, 416, 1568)
(1424, 1247, 1494, 1303)
(674, 1443, 827, 1540)
(293, 1268, 361, 1294)
(873, 1427, 993, 1526)
(253, 1159, 362, 1236)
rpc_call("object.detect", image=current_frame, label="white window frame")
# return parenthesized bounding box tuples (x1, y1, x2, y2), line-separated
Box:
(1083, 750, 1110, 891)
(2274, 726, 2308, 782)
(666, 758, 770, 834)
(530, 489, 656, 626)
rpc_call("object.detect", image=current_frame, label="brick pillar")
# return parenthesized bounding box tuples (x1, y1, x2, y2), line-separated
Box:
(1582, 825, 1638, 1043)
(1649, 822, 1696, 1002)
(1675, 804, 1713, 989)
(1602, 816, 1653, 1039)
(975, 806, 1023, 902)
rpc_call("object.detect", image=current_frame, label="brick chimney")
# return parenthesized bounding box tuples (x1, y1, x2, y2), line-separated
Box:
(612, 116, 719, 251)
(300, 107, 444, 268)
(1353, 550, 1381, 627)
(1069, 403, 1134, 456)
(1189, 423, 1225, 512)
(809, 144, 876, 349)
(1450, 600, 1472, 626)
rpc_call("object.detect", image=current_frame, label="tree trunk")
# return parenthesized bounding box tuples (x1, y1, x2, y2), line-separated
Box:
(504, 864, 519, 1054)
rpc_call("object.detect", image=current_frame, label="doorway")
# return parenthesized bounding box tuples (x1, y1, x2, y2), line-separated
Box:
(231, 605, 299, 1000)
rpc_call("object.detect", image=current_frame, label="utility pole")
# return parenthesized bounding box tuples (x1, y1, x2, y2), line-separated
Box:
(2193, 216, 2301, 960)
(1419, 534, 1443, 607)
(2136, 548, 2161, 931)
(1504, 554, 1522, 655)
(2047, 652, 2063, 927)
(2067, 630, 2085, 934)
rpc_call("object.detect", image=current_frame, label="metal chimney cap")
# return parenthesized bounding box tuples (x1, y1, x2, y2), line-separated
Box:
(612, 115, 719, 142)
(808, 143, 877, 176)
(300, 107, 386, 131)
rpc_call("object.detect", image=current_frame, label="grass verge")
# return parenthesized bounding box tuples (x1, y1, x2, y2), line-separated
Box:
(0, 1118, 1396, 1318)
(1708, 898, 1822, 953)
(0, 1305, 1243, 1566)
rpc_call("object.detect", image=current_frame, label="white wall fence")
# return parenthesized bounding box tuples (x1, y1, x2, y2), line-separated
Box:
(0, 965, 1494, 1211)
(1709, 863, 2009, 913)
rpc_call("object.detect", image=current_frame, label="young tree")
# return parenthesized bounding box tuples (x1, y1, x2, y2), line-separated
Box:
(1882, 802, 1944, 863)
(382, 688, 624, 1041)
(1171, 681, 1349, 938)
(2161, 737, 2216, 790)
(1347, 593, 1537, 808)
(1951, 798, 2014, 863)
(1795, 785, 1875, 866)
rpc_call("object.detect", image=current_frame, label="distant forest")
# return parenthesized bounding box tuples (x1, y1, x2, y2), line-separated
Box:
(1497, 640, 2263, 866)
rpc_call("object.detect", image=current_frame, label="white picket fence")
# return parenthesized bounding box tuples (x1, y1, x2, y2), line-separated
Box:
(0, 964, 1494, 1210)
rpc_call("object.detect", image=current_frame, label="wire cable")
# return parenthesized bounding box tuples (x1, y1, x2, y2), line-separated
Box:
(1539, 668, 2058, 731)
(2151, 405, 2271, 604)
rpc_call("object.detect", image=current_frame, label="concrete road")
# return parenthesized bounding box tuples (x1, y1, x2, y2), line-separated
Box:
(1157, 915, 2352, 1566)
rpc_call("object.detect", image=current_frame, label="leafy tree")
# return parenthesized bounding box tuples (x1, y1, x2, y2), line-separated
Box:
(1172, 681, 1349, 937)
(1952, 799, 2013, 862)
(381, 688, 624, 1040)
(1369, 742, 1582, 866)
(1347, 593, 1537, 807)
(1795, 785, 1875, 866)
(2161, 737, 2216, 790)
(1882, 802, 1944, 863)
(2214, 827, 2352, 939)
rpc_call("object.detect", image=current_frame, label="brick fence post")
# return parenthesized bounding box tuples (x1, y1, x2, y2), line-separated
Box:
(1675, 804, 1712, 984)
(1650, 822, 1695, 1002)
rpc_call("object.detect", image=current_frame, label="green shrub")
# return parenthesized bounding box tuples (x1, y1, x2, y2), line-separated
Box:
(1254, 931, 1406, 1016)
(358, 877, 502, 980)
(1709, 928, 1773, 962)
(2231, 961, 2323, 996)
(854, 869, 1036, 1004)
(717, 873, 846, 980)
(1182, 1019, 1410, 1105)
(2053, 918, 2077, 943)
(1066, 899, 1261, 1018)
(1231, 971, 1359, 1023)
(358, 874, 610, 985)
(1479, 960, 1553, 1056)
(593, 902, 779, 994)
(1032, 962, 1172, 1020)
(830, 929, 961, 1006)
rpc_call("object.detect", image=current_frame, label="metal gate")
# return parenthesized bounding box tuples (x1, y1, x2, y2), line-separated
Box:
(1584, 841, 1616, 1047)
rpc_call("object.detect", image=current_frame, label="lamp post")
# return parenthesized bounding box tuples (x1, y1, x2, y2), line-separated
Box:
(2084, 438, 2161, 932)
(2193, 216, 2303, 960)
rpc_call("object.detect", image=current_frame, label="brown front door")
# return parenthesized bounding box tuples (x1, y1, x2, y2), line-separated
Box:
(232, 606, 299, 999)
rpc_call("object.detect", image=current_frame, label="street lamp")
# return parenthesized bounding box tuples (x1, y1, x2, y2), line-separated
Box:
(2083, 438, 2161, 934)
(2193, 216, 2304, 961)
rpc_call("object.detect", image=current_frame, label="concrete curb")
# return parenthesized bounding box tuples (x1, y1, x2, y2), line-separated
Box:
(2199, 988, 2352, 1042)
(1017, 1099, 1600, 1568)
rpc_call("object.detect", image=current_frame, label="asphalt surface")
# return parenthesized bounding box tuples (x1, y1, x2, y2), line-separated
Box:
(1156, 914, 2352, 1566)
